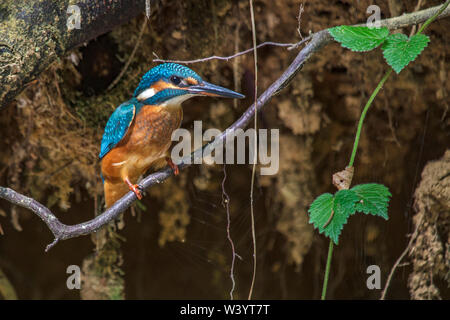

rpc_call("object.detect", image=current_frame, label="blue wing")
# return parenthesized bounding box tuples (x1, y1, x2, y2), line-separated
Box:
(99, 101, 137, 159)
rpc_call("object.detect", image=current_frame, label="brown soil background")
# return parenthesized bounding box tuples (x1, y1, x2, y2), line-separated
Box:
(0, 0, 448, 299)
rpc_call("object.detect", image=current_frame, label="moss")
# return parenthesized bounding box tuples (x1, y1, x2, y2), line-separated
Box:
(1, 0, 449, 299)
(79, 224, 125, 300)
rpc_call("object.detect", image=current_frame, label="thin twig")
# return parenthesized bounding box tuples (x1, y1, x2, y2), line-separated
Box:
(222, 165, 237, 300)
(153, 41, 297, 64)
(409, 0, 424, 36)
(233, 21, 242, 109)
(247, 0, 258, 301)
(287, 35, 312, 51)
(380, 214, 423, 300)
(297, 3, 305, 39)
(0, 4, 448, 251)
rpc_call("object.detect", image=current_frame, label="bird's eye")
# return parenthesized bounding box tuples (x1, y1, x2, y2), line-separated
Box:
(170, 76, 182, 85)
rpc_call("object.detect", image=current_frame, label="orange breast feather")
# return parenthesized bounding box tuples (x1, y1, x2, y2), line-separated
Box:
(101, 104, 182, 207)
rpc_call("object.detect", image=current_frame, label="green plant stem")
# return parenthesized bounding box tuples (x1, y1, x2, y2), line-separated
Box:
(347, 0, 448, 168)
(321, 69, 392, 300)
(348, 0, 449, 169)
(321, 240, 334, 300)
(320, 0, 448, 301)
(348, 69, 392, 167)
(417, 0, 449, 35)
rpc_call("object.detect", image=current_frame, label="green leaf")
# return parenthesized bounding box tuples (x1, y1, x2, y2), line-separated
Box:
(351, 183, 391, 220)
(334, 189, 359, 217)
(382, 33, 430, 73)
(308, 193, 334, 231)
(308, 190, 359, 244)
(328, 26, 389, 52)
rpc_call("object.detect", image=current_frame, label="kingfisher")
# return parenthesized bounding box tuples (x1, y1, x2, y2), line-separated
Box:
(99, 63, 245, 208)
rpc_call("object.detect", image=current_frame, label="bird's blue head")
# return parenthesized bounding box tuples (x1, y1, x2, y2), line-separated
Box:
(133, 63, 245, 105)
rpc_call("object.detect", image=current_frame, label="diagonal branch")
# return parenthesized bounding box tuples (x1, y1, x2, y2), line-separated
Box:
(0, 4, 449, 251)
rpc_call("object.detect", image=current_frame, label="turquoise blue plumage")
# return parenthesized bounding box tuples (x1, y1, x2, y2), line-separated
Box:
(133, 63, 201, 97)
(99, 63, 244, 207)
(99, 98, 141, 159)
(99, 64, 201, 160)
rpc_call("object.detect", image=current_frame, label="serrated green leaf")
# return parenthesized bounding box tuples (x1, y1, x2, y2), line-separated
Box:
(327, 189, 359, 244)
(328, 26, 389, 52)
(308, 190, 359, 245)
(351, 183, 391, 220)
(308, 193, 334, 229)
(382, 33, 430, 74)
(334, 189, 359, 216)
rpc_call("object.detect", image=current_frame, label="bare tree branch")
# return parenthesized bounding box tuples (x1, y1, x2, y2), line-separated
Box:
(0, 3, 449, 251)
(153, 41, 299, 64)
(153, 3, 450, 63)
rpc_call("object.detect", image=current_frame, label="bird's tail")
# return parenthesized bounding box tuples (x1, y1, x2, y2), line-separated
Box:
(104, 180, 130, 208)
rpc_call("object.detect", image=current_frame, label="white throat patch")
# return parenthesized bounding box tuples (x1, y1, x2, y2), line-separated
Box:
(137, 88, 156, 101)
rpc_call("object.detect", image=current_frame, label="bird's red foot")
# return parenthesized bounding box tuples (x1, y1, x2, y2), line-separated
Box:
(125, 178, 143, 200)
(166, 157, 179, 175)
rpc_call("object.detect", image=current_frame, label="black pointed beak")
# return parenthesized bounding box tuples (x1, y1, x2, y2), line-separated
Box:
(188, 81, 245, 99)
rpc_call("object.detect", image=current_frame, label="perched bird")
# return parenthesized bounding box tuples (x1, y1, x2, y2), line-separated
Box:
(99, 63, 245, 207)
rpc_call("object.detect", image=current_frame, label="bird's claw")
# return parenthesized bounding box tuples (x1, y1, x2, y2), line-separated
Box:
(166, 157, 179, 176)
(130, 184, 143, 200)
(125, 178, 144, 200)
